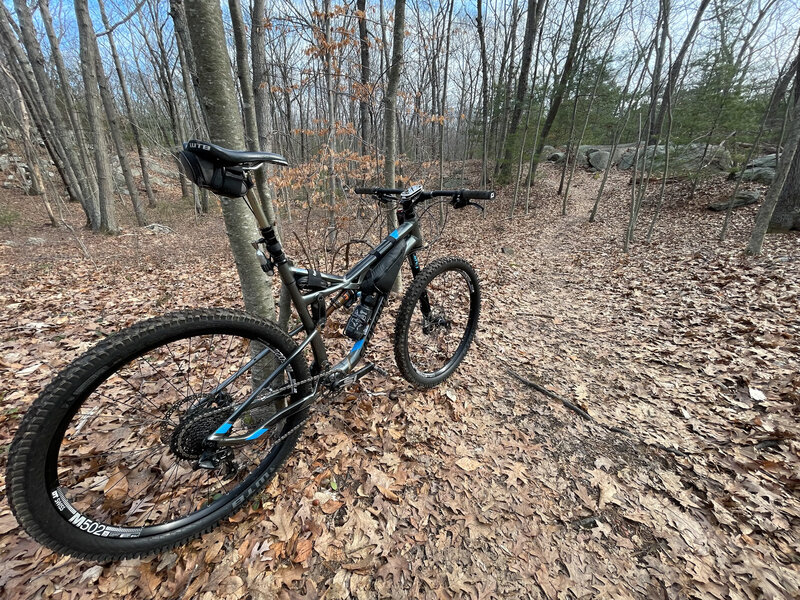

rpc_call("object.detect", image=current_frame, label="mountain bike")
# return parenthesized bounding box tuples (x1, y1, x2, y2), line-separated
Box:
(6, 140, 495, 561)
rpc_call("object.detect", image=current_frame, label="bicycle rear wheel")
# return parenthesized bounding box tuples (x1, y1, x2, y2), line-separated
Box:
(394, 257, 480, 387)
(7, 309, 311, 560)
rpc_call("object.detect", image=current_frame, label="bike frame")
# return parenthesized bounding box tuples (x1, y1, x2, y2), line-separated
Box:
(206, 189, 426, 446)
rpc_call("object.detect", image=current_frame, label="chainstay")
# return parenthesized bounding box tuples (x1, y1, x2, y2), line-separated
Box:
(181, 370, 334, 451)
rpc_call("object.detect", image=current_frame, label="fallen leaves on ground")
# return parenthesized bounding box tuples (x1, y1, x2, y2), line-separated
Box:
(0, 163, 798, 599)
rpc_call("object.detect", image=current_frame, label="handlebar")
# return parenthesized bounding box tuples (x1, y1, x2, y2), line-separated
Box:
(353, 186, 496, 202)
(354, 187, 403, 196)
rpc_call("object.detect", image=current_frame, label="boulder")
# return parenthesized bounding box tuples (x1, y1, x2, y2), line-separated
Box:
(618, 143, 731, 173)
(26, 237, 46, 246)
(576, 145, 600, 167)
(708, 190, 760, 212)
(541, 145, 556, 157)
(746, 154, 778, 169)
(588, 150, 610, 170)
(740, 167, 775, 184)
(546, 151, 566, 163)
(144, 223, 173, 234)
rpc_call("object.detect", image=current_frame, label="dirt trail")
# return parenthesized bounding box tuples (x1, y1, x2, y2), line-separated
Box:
(0, 166, 798, 599)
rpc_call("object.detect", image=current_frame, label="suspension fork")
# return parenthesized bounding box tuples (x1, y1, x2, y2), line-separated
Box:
(407, 251, 432, 319)
(405, 212, 433, 319)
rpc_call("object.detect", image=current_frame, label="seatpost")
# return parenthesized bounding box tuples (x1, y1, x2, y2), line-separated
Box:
(245, 189, 270, 229)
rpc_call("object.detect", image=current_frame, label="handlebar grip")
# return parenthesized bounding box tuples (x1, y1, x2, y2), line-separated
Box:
(354, 187, 403, 195)
(461, 189, 496, 200)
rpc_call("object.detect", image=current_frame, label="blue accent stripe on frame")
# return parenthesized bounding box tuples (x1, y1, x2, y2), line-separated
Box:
(389, 229, 399, 239)
(350, 339, 365, 354)
(245, 427, 270, 441)
(214, 423, 232, 435)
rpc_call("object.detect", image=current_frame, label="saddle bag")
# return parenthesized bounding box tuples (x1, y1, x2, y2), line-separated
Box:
(362, 241, 405, 295)
(178, 147, 253, 198)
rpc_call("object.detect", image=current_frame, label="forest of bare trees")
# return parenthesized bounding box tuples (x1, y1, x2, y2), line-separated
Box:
(0, 0, 798, 255)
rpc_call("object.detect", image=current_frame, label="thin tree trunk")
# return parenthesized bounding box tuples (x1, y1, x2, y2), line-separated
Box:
(94, 50, 148, 227)
(74, 0, 117, 233)
(97, 0, 157, 210)
(499, 0, 541, 181)
(746, 96, 800, 255)
(6, 1, 96, 223)
(39, 0, 97, 206)
(182, 0, 276, 319)
(477, 0, 490, 188)
(357, 0, 370, 156)
(529, 0, 588, 182)
(383, 0, 406, 291)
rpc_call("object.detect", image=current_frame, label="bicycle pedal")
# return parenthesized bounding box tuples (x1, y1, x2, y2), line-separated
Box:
(372, 363, 389, 377)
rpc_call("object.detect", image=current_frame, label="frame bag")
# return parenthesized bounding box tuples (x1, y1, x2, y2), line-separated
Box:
(362, 241, 405, 295)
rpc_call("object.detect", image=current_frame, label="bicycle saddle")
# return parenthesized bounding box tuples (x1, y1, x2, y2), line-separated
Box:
(184, 139, 288, 167)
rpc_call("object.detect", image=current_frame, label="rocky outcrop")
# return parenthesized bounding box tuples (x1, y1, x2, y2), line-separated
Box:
(708, 190, 760, 212)
(618, 143, 732, 173)
(740, 167, 775, 184)
(738, 154, 779, 185)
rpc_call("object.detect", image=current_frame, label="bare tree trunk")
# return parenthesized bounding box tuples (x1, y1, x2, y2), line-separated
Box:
(5, 1, 97, 224)
(74, 0, 118, 233)
(499, 0, 541, 180)
(384, 0, 406, 291)
(477, 0, 490, 188)
(323, 0, 338, 248)
(747, 96, 800, 254)
(39, 0, 97, 206)
(529, 0, 588, 182)
(357, 0, 370, 157)
(647, 0, 670, 143)
(98, 0, 157, 210)
(94, 49, 148, 227)
(651, 0, 711, 140)
(183, 0, 276, 319)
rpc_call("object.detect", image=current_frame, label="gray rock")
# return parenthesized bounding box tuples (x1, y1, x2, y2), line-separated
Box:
(618, 147, 640, 170)
(576, 145, 600, 167)
(588, 150, 610, 170)
(746, 154, 778, 169)
(541, 145, 556, 157)
(741, 167, 775, 184)
(149, 163, 180, 180)
(26, 237, 46, 245)
(618, 143, 731, 173)
(708, 190, 760, 212)
(546, 151, 566, 163)
(143, 223, 173, 234)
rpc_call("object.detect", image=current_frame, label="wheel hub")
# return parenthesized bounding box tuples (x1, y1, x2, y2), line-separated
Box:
(168, 393, 233, 461)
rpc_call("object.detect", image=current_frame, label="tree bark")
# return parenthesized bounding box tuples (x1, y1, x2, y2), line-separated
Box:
(7, 1, 97, 223)
(357, 0, 370, 156)
(39, 0, 97, 206)
(476, 0, 489, 187)
(98, 0, 157, 210)
(529, 0, 588, 182)
(747, 97, 800, 254)
(74, 0, 118, 233)
(93, 49, 148, 226)
(499, 0, 541, 181)
(182, 0, 276, 319)
(651, 0, 710, 141)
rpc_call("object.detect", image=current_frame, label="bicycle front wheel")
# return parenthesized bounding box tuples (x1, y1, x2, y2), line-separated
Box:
(394, 257, 480, 387)
(7, 309, 311, 561)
